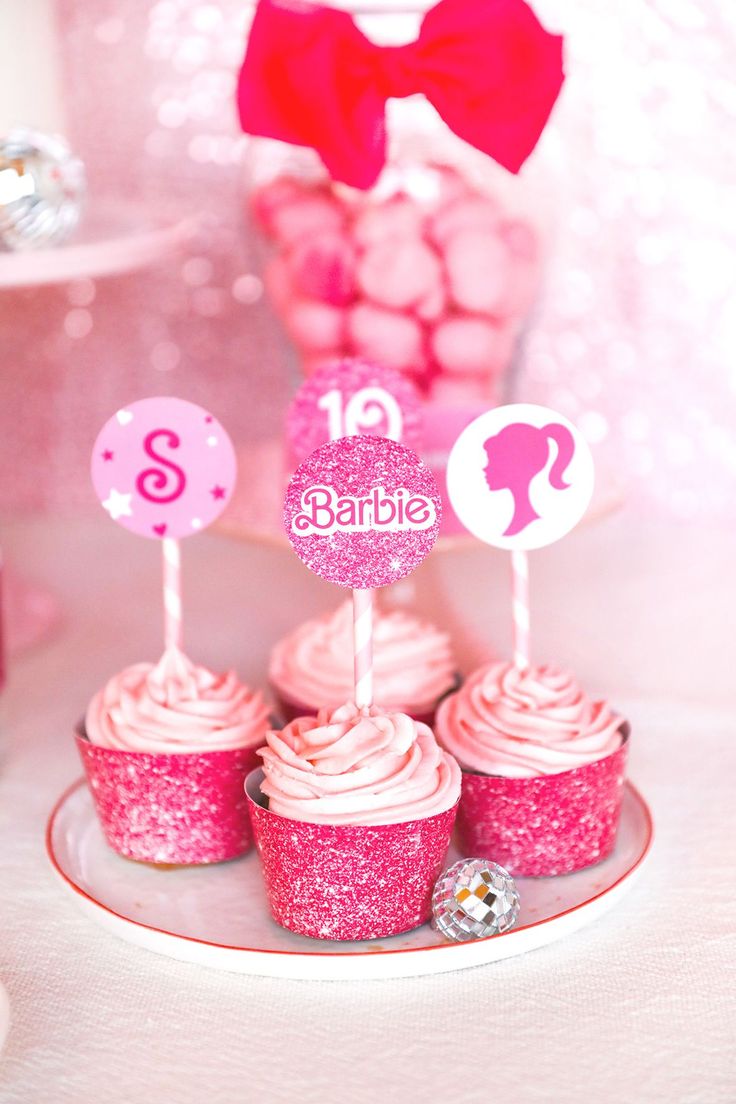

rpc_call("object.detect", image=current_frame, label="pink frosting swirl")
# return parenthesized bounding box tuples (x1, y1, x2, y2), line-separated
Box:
(436, 662, 624, 778)
(85, 647, 270, 754)
(258, 702, 461, 825)
(269, 602, 457, 716)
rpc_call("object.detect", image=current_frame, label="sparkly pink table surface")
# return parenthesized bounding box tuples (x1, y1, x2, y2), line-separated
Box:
(0, 515, 733, 1103)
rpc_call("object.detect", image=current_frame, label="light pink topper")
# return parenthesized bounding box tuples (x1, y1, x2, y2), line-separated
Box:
(446, 403, 595, 552)
(284, 435, 441, 588)
(285, 358, 422, 463)
(90, 397, 237, 540)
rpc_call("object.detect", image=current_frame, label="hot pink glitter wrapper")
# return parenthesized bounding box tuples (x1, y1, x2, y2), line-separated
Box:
(76, 729, 261, 865)
(456, 728, 629, 876)
(246, 770, 458, 940)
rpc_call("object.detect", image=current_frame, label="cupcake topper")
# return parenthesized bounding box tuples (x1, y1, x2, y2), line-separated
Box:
(286, 359, 422, 464)
(91, 397, 237, 652)
(284, 435, 441, 709)
(446, 403, 594, 671)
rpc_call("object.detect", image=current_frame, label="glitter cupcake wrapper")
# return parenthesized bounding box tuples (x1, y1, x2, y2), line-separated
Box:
(456, 727, 630, 877)
(271, 673, 462, 731)
(246, 769, 458, 941)
(76, 729, 261, 866)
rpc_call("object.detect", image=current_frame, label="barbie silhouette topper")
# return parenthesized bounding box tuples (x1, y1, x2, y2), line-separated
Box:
(446, 404, 594, 551)
(91, 397, 237, 540)
(284, 435, 441, 589)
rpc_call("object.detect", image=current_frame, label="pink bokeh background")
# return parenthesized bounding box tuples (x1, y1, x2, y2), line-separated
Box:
(1, 0, 735, 522)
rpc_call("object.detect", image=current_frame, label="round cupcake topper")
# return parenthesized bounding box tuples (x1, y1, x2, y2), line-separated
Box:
(286, 358, 422, 463)
(284, 435, 441, 588)
(446, 404, 594, 551)
(91, 397, 237, 540)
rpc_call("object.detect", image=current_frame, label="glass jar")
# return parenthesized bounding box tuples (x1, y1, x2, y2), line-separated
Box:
(241, 1, 554, 532)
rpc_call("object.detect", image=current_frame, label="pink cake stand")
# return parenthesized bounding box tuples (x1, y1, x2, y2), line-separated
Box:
(0, 201, 197, 289)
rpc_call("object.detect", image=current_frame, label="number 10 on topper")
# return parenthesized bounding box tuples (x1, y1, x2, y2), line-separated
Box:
(91, 397, 237, 654)
(446, 404, 594, 672)
(284, 435, 441, 709)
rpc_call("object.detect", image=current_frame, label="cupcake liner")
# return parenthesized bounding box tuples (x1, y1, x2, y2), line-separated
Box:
(76, 728, 261, 865)
(455, 727, 630, 877)
(271, 674, 462, 731)
(246, 769, 458, 940)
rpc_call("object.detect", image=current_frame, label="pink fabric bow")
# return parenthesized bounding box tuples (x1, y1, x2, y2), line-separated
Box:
(237, 0, 564, 190)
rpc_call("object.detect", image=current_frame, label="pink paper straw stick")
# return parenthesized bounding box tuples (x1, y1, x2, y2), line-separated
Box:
(162, 537, 183, 651)
(511, 549, 530, 672)
(352, 587, 373, 709)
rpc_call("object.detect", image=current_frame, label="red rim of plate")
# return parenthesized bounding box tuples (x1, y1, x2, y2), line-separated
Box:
(45, 777, 654, 961)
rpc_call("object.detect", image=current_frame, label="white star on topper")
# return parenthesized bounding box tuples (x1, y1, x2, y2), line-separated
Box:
(102, 488, 133, 520)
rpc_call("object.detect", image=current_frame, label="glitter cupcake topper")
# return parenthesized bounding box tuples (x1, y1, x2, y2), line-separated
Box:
(284, 435, 441, 708)
(285, 436, 440, 589)
(285, 359, 422, 464)
(91, 397, 237, 654)
(446, 403, 594, 673)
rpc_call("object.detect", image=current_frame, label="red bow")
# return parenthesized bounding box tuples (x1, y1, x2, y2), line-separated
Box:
(237, 0, 564, 190)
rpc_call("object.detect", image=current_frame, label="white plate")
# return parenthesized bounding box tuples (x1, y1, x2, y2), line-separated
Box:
(47, 780, 653, 981)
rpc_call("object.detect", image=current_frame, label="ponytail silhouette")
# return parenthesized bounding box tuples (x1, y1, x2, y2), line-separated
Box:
(483, 421, 576, 536)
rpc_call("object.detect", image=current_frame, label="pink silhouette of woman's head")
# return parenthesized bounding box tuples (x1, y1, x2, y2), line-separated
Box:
(483, 422, 576, 536)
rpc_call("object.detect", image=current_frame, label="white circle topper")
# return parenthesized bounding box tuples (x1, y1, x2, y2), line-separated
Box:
(446, 404, 595, 551)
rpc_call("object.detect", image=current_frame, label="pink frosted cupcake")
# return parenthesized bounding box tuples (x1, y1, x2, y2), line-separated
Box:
(77, 647, 270, 865)
(269, 601, 458, 726)
(246, 703, 461, 940)
(436, 662, 629, 876)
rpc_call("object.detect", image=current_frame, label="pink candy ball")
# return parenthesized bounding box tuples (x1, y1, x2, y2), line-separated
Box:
(269, 193, 346, 246)
(348, 303, 425, 375)
(429, 196, 501, 248)
(287, 231, 356, 306)
(352, 196, 425, 248)
(431, 316, 515, 376)
(415, 280, 448, 323)
(250, 177, 307, 235)
(444, 229, 510, 316)
(498, 218, 539, 263)
(285, 299, 345, 352)
(357, 238, 443, 311)
(264, 254, 293, 312)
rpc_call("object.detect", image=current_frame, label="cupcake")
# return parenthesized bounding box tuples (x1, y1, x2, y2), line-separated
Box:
(77, 646, 270, 865)
(436, 662, 629, 876)
(246, 702, 461, 940)
(269, 601, 458, 726)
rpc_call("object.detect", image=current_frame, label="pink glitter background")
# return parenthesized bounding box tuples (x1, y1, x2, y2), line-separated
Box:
(0, 1, 735, 523)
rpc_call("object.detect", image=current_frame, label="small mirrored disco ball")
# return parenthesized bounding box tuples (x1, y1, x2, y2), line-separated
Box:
(0, 128, 86, 250)
(432, 858, 521, 942)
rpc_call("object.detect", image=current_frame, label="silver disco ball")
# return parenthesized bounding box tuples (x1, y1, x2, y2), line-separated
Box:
(0, 128, 86, 251)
